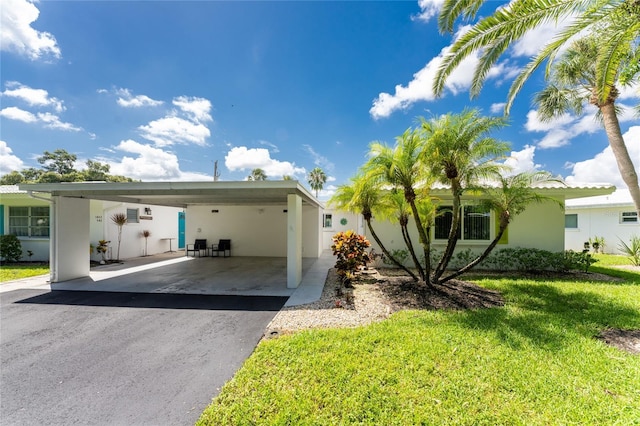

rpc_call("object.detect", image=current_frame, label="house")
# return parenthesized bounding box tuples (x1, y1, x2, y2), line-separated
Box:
(565, 189, 640, 254)
(0, 185, 182, 263)
(11, 181, 615, 287)
(329, 183, 618, 261)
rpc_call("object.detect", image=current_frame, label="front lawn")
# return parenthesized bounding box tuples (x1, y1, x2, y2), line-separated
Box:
(0, 264, 49, 283)
(198, 266, 640, 425)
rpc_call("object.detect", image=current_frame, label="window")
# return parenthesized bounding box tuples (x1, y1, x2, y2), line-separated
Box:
(565, 214, 578, 229)
(621, 211, 638, 223)
(9, 206, 50, 237)
(434, 205, 490, 241)
(126, 208, 139, 223)
(323, 214, 332, 228)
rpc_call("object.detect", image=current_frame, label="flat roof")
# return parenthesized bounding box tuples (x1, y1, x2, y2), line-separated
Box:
(17, 181, 323, 209)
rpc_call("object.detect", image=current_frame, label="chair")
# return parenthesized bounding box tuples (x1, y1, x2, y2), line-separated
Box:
(186, 239, 208, 257)
(211, 239, 231, 257)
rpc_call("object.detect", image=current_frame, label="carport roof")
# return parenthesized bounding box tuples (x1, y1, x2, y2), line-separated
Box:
(17, 181, 323, 208)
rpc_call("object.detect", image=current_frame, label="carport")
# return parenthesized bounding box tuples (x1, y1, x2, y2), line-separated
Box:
(18, 181, 324, 289)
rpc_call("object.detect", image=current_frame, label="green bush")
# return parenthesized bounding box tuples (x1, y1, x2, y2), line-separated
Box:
(618, 236, 640, 266)
(0, 235, 23, 263)
(331, 231, 371, 284)
(479, 247, 593, 272)
(382, 248, 409, 266)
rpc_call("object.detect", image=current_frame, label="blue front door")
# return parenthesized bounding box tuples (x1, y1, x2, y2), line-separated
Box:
(178, 212, 185, 249)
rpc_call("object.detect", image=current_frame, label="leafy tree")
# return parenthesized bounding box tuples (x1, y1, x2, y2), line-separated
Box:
(0, 171, 24, 185)
(37, 149, 77, 175)
(307, 167, 327, 197)
(434, 0, 640, 215)
(22, 167, 43, 182)
(534, 36, 640, 217)
(282, 175, 293, 180)
(248, 168, 267, 181)
(83, 159, 110, 181)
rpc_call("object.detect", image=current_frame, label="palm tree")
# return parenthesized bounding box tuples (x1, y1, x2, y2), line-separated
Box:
(110, 213, 127, 262)
(435, 0, 640, 111)
(307, 167, 327, 197)
(329, 173, 419, 279)
(365, 128, 433, 282)
(419, 109, 510, 282)
(439, 171, 563, 283)
(248, 168, 267, 181)
(534, 37, 640, 217)
(434, 0, 640, 215)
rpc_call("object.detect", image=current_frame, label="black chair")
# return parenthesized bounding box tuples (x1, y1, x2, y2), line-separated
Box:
(186, 239, 208, 257)
(211, 239, 231, 257)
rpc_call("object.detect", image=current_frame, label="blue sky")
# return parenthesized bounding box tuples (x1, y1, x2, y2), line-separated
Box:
(1, 0, 638, 200)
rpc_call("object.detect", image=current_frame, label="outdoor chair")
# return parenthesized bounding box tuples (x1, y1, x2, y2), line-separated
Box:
(211, 239, 231, 257)
(186, 239, 208, 257)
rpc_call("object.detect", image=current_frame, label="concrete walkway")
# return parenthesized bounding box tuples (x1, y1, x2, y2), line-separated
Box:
(0, 251, 335, 306)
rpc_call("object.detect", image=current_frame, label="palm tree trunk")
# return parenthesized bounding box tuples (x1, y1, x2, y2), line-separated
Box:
(407, 199, 431, 284)
(401, 222, 423, 279)
(438, 218, 508, 284)
(434, 184, 462, 281)
(601, 103, 640, 217)
(366, 218, 418, 281)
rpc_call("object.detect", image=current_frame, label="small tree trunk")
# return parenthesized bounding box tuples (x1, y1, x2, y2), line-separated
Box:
(366, 218, 419, 281)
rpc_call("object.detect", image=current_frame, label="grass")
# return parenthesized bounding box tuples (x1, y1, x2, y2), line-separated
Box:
(197, 263, 640, 425)
(0, 263, 49, 283)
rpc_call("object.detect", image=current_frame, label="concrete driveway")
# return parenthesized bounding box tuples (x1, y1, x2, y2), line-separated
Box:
(0, 288, 287, 426)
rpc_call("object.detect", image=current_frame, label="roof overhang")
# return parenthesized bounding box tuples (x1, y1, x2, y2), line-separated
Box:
(17, 181, 323, 209)
(429, 183, 616, 200)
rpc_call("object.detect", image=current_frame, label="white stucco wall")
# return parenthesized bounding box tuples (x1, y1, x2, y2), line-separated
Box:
(185, 204, 322, 258)
(321, 210, 364, 250)
(98, 203, 183, 261)
(565, 206, 640, 254)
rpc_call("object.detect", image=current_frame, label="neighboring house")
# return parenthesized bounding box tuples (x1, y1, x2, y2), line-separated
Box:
(13, 181, 614, 287)
(0, 185, 182, 262)
(565, 189, 640, 254)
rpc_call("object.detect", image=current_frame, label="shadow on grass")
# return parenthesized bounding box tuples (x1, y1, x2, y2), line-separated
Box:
(451, 282, 640, 352)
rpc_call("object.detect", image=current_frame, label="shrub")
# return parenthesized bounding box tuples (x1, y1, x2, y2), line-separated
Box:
(331, 231, 371, 284)
(563, 250, 598, 273)
(382, 248, 409, 266)
(618, 236, 640, 266)
(0, 235, 23, 263)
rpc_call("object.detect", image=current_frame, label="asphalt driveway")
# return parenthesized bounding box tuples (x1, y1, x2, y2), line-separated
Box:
(1, 289, 287, 426)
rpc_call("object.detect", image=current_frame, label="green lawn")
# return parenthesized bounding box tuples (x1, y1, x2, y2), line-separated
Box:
(198, 265, 640, 425)
(0, 264, 50, 283)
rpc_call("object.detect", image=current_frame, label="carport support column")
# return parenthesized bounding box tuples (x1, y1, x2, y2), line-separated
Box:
(51, 196, 90, 282)
(287, 194, 302, 288)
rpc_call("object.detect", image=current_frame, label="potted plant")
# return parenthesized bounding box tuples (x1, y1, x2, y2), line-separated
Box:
(96, 240, 110, 264)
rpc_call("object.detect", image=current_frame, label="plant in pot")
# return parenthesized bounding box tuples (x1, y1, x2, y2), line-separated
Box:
(96, 240, 110, 264)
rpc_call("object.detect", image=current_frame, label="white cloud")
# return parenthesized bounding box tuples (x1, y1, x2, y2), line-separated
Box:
(565, 126, 640, 188)
(0, 140, 25, 174)
(303, 144, 334, 172)
(0, 106, 37, 123)
(108, 140, 181, 181)
(413, 0, 445, 22)
(0, 106, 82, 131)
(490, 103, 506, 114)
(173, 96, 212, 123)
(503, 145, 541, 175)
(115, 88, 163, 108)
(2, 81, 65, 112)
(139, 116, 210, 147)
(370, 25, 507, 119)
(258, 140, 280, 153)
(225, 146, 306, 178)
(0, 0, 61, 60)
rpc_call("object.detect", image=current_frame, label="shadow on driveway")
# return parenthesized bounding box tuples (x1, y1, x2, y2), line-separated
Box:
(16, 290, 287, 311)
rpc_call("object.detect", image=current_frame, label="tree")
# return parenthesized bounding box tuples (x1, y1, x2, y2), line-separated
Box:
(111, 213, 127, 262)
(420, 109, 510, 282)
(307, 167, 327, 197)
(434, 0, 640, 215)
(83, 160, 110, 181)
(439, 171, 563, 283)
(0, 171, 24, 185)
(37, 149, 77, 175)
(364, 128, 433, 282)
(534, 37, 640, 217)
(248, 168, 267, 181)
(329, 173, 419, 280)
